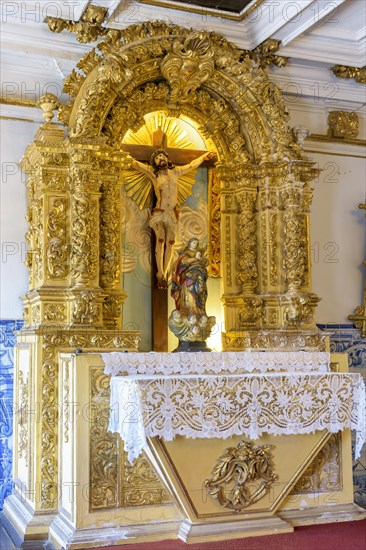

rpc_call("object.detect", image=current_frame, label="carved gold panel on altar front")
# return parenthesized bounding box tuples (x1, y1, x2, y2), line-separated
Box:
(90, 367, 170, 510)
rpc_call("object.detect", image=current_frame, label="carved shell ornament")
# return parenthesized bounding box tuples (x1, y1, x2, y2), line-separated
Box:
(161, 33, 215, 102)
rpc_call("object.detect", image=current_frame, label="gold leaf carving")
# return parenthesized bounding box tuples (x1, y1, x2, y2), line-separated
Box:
(331, 65, 366, 84)
(47, 198, 68, 279)
(328, 111, 359, 139)
(70, 191, 98, 286)
(46, 5, 109, 44)
(292, 434, 342, 494)
(18, 370, 29, 465)
(44, 304, 66, 323)
(205, 440, 278, 511)
(161, 32, 215, 102)
(90, 367, 170, 510)
(208, 170, 221, 277)
(72, 291, 98, 325)
(236, 191, 258, 290)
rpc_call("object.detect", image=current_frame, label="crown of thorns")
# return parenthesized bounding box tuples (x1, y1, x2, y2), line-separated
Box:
(150, 149, 169, 166)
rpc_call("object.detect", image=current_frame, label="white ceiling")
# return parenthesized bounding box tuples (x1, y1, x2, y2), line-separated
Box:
(0, 0, 365, 117)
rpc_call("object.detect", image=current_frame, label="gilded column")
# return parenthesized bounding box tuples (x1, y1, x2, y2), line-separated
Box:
(99, 153, 127, 329)
(69, 144, 102, 326)
(281, 183, 310, 293)
(236, 189, 258, 295)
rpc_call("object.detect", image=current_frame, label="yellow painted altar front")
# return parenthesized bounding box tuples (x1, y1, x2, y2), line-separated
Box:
(15, 351, 363, 549)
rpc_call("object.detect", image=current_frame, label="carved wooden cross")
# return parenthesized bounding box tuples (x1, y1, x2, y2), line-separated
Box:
(122, 128, 214, 352)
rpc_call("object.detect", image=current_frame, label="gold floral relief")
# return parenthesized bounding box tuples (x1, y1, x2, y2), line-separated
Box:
(70, 191, 99, 286)
(208, 170, 221, 277)
(46, 198, 68, 279)
(291, 434, 342, 494)
(90, 367, 170, 510)
(18, 370, 29, 465)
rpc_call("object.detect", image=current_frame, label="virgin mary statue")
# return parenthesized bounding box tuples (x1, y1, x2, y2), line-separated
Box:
(169, 238, 215, 351)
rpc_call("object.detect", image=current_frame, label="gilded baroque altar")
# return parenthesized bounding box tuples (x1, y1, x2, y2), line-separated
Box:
(3, 15, 366, 549)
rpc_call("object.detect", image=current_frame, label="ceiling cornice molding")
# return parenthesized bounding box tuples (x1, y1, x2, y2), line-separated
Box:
(304, 138, 366, 158)
(1, 17, 92, 60)
(281, 35, 366, 66)
(269, 65, 366, 104)
(273, 0, 347, 46)
(0, 102, 43, 124)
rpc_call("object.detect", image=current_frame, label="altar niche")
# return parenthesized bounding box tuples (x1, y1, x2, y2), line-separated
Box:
(121, 125, 216, 351)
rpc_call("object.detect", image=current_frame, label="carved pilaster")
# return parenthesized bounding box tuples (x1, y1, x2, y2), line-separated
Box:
(257, 187, 281, 293)
(208, 169, 221, 278)
(70, 151, 101, 288)
(236, 189, 258, 293)
(99, 163, 122, 290)
(219, 166, 240, 296)
(281, 183, 310, 293)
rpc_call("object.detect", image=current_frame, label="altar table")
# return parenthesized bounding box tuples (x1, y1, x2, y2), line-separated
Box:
(103, 352, 365, 463)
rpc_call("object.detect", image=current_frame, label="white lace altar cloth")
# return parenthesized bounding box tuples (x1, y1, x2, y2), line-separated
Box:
(102, 351, 331, 376)
(108, 372, 365, 464)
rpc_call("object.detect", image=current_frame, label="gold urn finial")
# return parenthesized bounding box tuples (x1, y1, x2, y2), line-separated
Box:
(37, 94, 61, 123)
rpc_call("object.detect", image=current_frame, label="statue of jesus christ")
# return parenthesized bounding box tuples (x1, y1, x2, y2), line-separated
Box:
(131, 148, 215, 288)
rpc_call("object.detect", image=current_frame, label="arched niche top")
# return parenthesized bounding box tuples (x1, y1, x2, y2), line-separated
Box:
(58, 21, 304, 166)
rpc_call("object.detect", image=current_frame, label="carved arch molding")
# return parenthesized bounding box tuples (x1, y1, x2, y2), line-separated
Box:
(23, 20, 325, 350)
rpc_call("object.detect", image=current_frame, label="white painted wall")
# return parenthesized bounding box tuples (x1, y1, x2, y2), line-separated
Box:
(0, 119, 38, 319)
(308, 150, 365, 323)
(287, 99, 366, 324)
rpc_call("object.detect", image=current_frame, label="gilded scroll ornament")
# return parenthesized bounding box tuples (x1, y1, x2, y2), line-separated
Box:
(282, 187, 308, 291)
(45, 5, 109, 43)
(18, 370, 29, 465)
(205, 440, 278, 511)
(252, 38, 289, 69)
(328, 111, 359, 139)
(39, 332, 139, 510)
(70, 191, 98, 286)
(100, 178, 121, 289)
(208, 170, 221, 277)
(331, 65, 366, 84)
(238, 298, 264, 326)
(223, 331, 327, 351)
(46, 198, 68, 279)
(41, 344, 58, 509)
(236, 191, 258, 290)
(90, 368, 118, 509)
(44, 304, 66, 323)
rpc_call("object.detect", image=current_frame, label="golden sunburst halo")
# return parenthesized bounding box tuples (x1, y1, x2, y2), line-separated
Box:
(122, 111, 200, 210)
(123, 111, 196, 149)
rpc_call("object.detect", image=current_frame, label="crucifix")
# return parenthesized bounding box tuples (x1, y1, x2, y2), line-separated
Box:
(122, 128, 216, 351)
